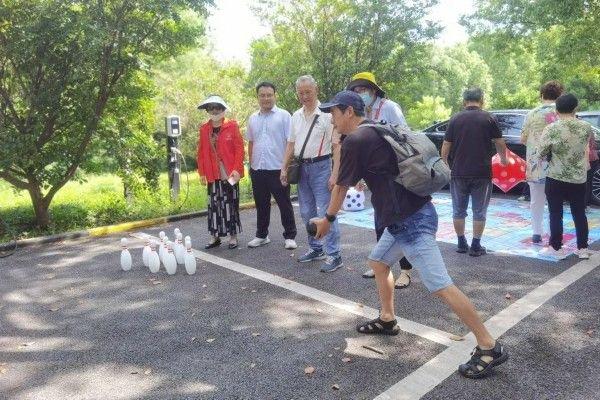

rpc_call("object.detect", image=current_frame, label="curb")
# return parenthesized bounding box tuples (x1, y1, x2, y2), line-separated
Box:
(0, 196, 296, 251)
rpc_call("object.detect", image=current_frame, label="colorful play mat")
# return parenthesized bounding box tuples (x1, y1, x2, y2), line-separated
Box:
(337, 193, 600, 262)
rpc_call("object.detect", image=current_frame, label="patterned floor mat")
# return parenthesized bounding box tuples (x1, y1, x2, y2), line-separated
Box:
(337, 193, 600, 262)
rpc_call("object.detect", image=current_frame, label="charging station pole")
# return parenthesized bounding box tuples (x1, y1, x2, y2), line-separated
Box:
(165, 115, 181, 201)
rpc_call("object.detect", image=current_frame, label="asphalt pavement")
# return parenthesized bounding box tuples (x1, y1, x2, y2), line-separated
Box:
(1, 193, 598, 400)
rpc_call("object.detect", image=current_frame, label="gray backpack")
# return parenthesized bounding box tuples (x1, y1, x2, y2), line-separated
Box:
(363, 122, 450, 197)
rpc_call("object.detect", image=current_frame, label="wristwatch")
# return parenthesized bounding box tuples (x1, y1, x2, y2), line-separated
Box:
(325, 212, 336, 222)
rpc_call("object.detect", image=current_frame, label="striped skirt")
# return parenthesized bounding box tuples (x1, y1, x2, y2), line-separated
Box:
(207, 180, 242, 236)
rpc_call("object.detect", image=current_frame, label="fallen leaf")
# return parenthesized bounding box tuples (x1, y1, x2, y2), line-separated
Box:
(586, 329, 594, 337)
(250, 363, 256, 368)
(241, 286, 247, 290)
(334, 346, 341, 350)
(48, 307, 60, 312)
(346, 267, 354, 271)
(342, 357, 351, 363)
(304, 366, 315, 375)
(332, 384, 340, 390)
(290, 253, 295, 257)
(505, 293, 512, 300)
(130, 371, 138, 375)
(202, 284, 207, 288)
(449, 335, 465, 341)
(19, 341, 36, 348)
(252, 332, 261, 337)
(152, 281, 162, 285)
(328, 354, 333, 357)
(251, 290, 257, 293)
(0, 366, 7, 374)
(206, 338, 216, 343)
(144, 369, 152, 375)
(315, 308, 323, 313)
(191, 337, 197, 342)
(191, 312, 196, 317)
(357, 303, 364, 308)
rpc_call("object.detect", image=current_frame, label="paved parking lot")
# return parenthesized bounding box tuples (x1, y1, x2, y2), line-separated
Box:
(1, 194, 599, 399)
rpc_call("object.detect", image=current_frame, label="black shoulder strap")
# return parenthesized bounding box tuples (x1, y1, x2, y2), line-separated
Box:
(298, 114, 320, 159)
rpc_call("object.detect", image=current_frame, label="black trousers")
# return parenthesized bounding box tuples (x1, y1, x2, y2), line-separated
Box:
(375, 225, 412, 271)
(545, 177, 589, 250)
(250, 169, 297, 240)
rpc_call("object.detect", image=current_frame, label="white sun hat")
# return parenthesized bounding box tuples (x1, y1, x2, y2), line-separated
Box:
(197, 95, 230, 111)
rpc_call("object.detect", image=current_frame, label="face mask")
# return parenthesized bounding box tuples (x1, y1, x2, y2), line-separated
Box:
(359, 92, 374, 106)
(209, 111, 226, 122)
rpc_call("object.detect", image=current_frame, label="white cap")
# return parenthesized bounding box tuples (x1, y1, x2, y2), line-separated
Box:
(197, 95, 230, 111)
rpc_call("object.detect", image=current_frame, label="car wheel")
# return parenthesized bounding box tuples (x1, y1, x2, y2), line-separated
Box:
(591, 165, 600, 205)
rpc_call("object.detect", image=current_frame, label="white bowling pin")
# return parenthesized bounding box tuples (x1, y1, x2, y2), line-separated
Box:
(175, 232, 185, 265)
(184, 239, 196, 275)
(160, 236, 169, 264)
(120, 238, 132, 271)
(164, 241, 177, 275)
(158, 231, 166, 261)
(148, 241, 160, 273)
(142, 239, 151, 267)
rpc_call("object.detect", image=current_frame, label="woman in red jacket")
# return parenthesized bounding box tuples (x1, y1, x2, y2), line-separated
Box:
(197, 95, 245, 249)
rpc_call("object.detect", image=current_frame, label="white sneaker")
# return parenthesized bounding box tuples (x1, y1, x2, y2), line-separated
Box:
(538, 246, 569, 259)
(575, 248, 591, 259)
(247, 237, 271, 248)
(284, 239, 298, 250)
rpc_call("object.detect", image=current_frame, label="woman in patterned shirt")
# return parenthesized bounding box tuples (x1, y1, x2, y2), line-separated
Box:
(538, 93, 594, 259)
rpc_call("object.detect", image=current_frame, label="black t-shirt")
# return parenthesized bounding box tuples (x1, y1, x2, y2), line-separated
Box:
(444, 106, 502, 178)
(337, 120, 431, 230)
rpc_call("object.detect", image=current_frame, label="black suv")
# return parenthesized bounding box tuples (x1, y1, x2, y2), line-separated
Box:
(422, 110, 600, 205)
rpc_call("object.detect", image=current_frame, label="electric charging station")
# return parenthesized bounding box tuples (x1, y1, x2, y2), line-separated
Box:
(165, 115, 181, 201)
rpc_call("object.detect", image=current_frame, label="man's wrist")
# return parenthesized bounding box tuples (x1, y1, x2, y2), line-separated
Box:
(325, 212, 336, 222)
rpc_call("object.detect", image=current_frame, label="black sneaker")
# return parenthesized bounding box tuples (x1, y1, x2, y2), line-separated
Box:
(469, 246, 487, 257)
(456, 243, 470, 254)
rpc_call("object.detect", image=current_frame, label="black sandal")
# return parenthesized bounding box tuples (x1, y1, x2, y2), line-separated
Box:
(356, 317, 400, 336)
(458, 341, 509, 379)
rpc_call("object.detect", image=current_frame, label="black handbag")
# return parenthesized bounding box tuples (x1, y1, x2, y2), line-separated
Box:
(286, 114, 320, 184)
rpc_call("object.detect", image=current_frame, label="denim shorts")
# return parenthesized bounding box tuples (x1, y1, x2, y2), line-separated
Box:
(368, 202, 453, 293)
(450, 177, 493, 221)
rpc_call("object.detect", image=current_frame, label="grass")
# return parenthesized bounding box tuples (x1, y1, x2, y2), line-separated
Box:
(0, 170, 261, 243)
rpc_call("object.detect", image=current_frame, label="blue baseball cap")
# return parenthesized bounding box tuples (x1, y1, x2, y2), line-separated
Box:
(319, 90, 365, 113)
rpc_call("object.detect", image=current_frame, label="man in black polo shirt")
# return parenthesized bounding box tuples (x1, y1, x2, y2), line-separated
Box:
(312, 90, 508, 379)
(441, 88, 507, 256)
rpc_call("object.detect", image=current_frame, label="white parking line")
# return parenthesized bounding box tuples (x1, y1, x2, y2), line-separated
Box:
(130, 231, 455, 346)
(373, 253, 600, 400)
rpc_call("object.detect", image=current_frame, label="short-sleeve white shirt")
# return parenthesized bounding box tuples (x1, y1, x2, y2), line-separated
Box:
(289, 103, 339, 158)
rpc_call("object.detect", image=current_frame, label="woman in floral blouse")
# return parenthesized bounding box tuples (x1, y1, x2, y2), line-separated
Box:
(538, 93, 594, 259)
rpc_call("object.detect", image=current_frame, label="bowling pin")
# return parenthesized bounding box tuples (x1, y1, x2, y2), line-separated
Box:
(142, 238, 151, 267)
(158, 231, 166, 261)
(175, 232, 185, 265)
(120, 238, 132, 271)
(184, 238, 196, 275)
(161, 236, 169, 264)
(164, 241, 177, 275)
(148, 241, 160, 273)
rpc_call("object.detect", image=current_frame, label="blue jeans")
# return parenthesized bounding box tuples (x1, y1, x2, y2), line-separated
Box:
(298, 158, 340, 257)
(369, 202, 453, 292)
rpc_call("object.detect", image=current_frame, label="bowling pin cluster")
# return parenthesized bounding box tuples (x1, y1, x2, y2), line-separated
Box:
(120, 228, 196, 275)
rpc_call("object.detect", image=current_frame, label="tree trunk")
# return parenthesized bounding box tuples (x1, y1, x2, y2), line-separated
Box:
(28, 186, 50, 229)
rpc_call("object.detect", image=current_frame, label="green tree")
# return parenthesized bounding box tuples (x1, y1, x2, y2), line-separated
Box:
(0, 1, 212, 228)
(421, 44, 493, 113)
(405, 96, 451, 130)
(466, 0, 600, 109)
(248, 0, 440, 111)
